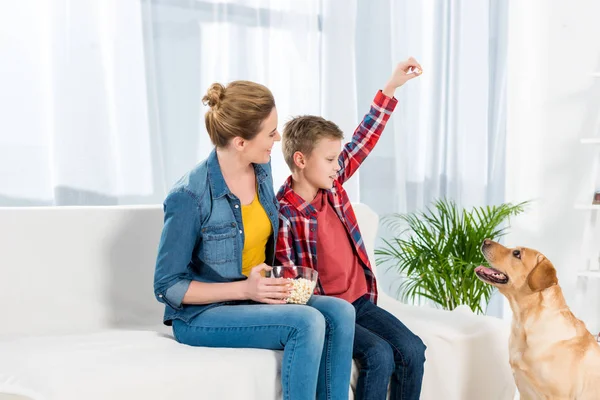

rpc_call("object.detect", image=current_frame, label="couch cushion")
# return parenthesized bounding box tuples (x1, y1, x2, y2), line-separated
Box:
(0, 206, 166, 336)
(0, 330, 373, 400)
(0, 204, 516, 400)
(0, 330, 284, 400)
(0, 204, 377, 337)
(0, 302, 516, 400)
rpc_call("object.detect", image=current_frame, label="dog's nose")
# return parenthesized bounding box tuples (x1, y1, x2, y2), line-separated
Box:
(482, 239, 492, 247)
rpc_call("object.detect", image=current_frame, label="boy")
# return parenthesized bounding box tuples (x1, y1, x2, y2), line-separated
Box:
(276, 58, 426, 400)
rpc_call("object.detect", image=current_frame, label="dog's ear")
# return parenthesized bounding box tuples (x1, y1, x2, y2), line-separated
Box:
(527, 254, 558, 292)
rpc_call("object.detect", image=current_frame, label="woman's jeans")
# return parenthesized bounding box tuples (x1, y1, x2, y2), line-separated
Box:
(173, 295, 356, 400)
(352, 297, 426, 400)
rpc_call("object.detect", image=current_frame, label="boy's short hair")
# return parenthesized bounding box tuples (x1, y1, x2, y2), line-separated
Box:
(282, 116, 344, 170)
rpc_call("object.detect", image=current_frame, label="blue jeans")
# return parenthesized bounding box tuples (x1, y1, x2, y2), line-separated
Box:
(172, 295, 355, 400)
(352, 297, 426, 400)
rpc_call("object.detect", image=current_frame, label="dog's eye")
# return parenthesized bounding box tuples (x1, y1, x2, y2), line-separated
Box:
(513, 249, 521, 259)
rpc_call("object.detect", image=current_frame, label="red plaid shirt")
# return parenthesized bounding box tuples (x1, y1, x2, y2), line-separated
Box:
(276, 90, 398, 304)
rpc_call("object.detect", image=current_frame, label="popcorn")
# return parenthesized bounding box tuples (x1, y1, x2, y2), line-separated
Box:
(286, 277, 316, 304)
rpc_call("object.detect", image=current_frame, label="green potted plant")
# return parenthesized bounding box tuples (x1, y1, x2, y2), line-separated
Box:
(375, 199, 528, 314)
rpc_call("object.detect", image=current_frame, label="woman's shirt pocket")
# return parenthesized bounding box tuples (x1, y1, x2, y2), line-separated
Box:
(200, 222, 239, 265)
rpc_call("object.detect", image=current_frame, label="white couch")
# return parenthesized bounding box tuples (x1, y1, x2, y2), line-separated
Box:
(0, 203, 516, 400)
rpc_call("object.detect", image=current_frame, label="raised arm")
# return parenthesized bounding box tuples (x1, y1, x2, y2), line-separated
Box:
(336, 58, 422, 184)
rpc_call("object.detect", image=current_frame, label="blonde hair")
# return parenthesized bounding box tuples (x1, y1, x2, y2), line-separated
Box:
(282, 116, 344, 170)
(202, 81, 275, 148)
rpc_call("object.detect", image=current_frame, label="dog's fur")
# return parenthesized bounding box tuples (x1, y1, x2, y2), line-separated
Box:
(476, 240, 600, 399)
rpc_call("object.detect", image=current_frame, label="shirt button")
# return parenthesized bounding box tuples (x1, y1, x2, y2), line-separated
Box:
(239, 230, 243, 234)
(158, 294, 163, 298)
(235, 204, 239, 208)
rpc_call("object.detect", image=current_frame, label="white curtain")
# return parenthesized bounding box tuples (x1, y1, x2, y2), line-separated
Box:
(0, 0, 351, 205)
(0, 0, 506, 209)
(0, 0, 153, 206)
(356, 0, 507, 214)
(352, 1, 508, 307)
(142, 0, 358, 192)
(0, 0, 508, 314)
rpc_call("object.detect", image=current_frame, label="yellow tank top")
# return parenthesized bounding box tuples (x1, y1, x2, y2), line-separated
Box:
(241, 192, 272, 276)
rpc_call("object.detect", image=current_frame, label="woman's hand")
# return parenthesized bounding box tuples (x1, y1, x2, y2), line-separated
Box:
(244, 264, 292, 304)
(383, 57, 423, 97)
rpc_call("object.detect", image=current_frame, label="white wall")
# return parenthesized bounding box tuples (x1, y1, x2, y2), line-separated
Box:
(506, 0, 600, 332)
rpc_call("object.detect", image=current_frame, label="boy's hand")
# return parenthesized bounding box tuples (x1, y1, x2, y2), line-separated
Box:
(383, 57, 422, 97)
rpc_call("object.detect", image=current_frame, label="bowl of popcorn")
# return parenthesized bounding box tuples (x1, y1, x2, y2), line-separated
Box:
(267, 266, 318, 305)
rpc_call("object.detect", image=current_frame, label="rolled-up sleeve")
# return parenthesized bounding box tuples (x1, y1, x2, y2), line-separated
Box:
(153, 190, 200, 310)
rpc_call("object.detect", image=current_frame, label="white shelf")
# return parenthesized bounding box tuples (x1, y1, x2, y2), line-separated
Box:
(574, 204, 600, 210)
(581, 138, 600, 144)
(578, 271, 600, 277)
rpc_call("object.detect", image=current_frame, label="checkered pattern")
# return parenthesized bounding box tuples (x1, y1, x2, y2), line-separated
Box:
(276, 90, 398, 304)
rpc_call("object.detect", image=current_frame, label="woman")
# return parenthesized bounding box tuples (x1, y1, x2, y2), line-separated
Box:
(153, 80, 356, 400)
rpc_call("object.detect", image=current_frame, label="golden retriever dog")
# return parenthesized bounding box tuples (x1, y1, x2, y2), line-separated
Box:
(476, 239, 600, 399)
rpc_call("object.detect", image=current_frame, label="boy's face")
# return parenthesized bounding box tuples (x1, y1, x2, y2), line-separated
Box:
(303, 137, 342, 189)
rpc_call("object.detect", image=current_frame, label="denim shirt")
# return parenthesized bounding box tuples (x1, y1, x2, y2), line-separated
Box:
(153, 149, 280, 325)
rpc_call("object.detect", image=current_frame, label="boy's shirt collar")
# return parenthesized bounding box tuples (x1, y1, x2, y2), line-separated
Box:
(278, 176, 319, 218)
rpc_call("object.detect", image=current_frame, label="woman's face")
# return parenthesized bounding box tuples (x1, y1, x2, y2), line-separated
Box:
(242, 107, 281, 164)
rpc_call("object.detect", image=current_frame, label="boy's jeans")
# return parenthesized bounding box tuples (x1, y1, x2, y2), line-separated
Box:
(352, 296, 427, 400)
(173, 295, 355, 400)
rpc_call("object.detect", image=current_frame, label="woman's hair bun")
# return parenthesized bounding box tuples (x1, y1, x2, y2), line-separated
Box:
(202, 83, 226, 108)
